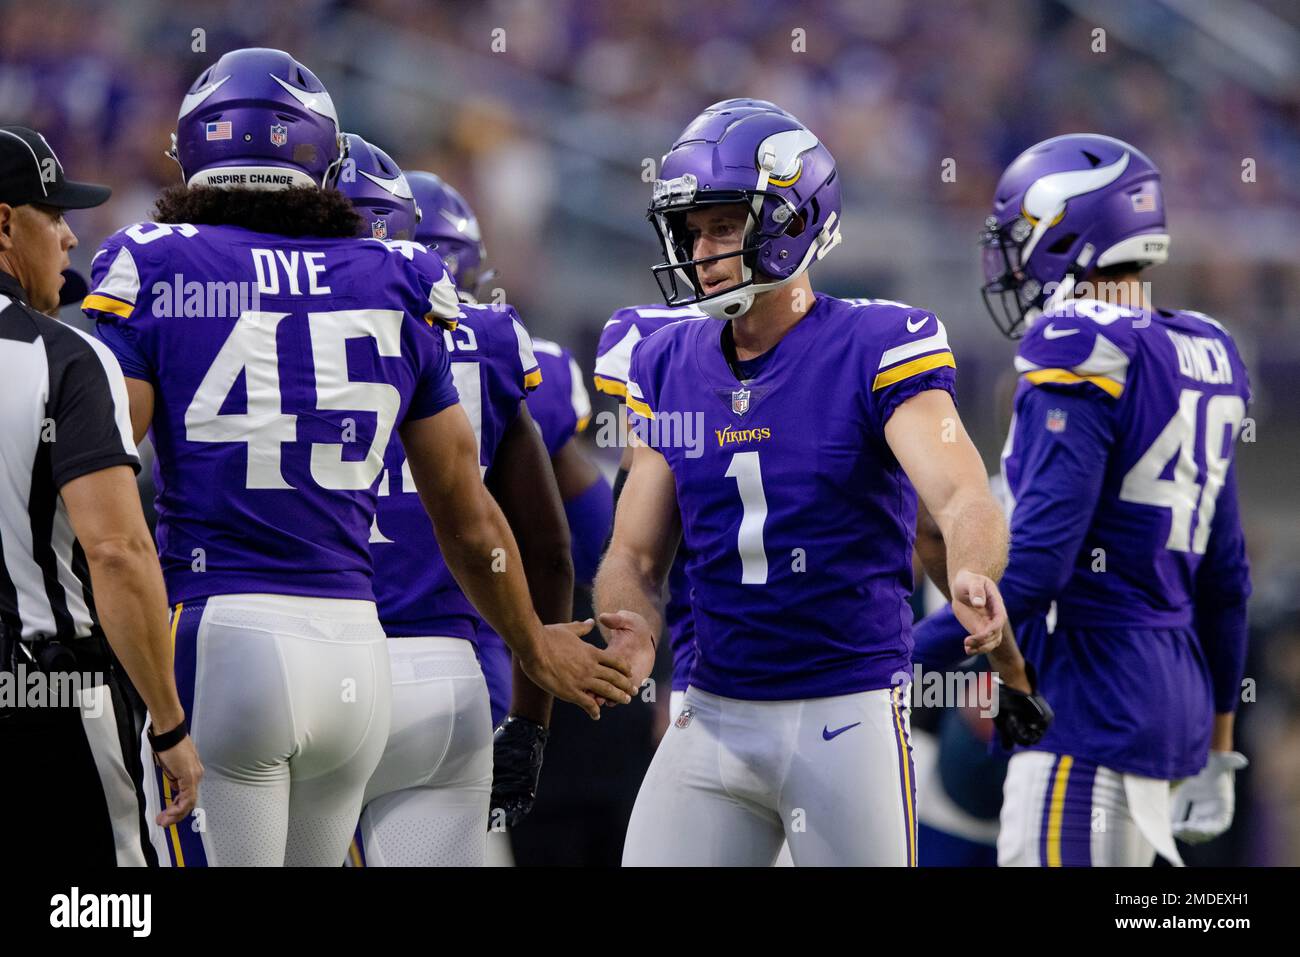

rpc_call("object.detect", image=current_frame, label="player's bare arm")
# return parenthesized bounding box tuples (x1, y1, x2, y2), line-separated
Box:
(485, 400, 573, 727)
(122, 376, 155, 445)
(914, 498, 1031, 691)
(914, 499, 949, 599)
(61, 463, 203, 824)
(885, 388, 1009, 653)
(400, 405, 634, 719)
(593, 439, 682, 691)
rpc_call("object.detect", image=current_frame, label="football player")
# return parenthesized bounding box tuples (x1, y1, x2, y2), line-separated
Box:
(83, 50, 634, 866)
(593, 303, 705, 718)
(338, 157, 583, 864)
(912, 134, 1251, 866)
(408, 171, 620, 833)
(594, 99, 1012, 866)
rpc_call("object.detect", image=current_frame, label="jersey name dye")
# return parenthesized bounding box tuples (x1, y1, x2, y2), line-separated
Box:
(85, 223, 461, 603)
(626, 294, 957, 700)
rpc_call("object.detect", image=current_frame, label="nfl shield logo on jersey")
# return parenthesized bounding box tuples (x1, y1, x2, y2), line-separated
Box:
(675, 707, 695, 729)
(269, 123, 288, 147)
(1046, 408, 1068, 433)
(371, 218, 388, 240)
(731, 387, 750, 415)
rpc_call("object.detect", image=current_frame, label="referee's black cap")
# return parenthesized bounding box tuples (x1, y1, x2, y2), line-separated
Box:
(0, 126, 111, 210)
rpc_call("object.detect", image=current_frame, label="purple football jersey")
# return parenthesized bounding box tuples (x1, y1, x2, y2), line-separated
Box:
(596, 304, 706, 691)
(1005, 300, 1251, 627)
(369, 302, 540, 640)
(85, 223, 461, 604)
(626, 294, 957, 700)
(1000, 299, 1251, 776)
(527, 338, 591, 455)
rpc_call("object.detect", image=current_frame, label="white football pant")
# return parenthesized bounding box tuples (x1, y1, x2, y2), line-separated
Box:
(143, 594, 391, 866)
(350, 636, 492, 867)
(999, 750, 1182, 867)
(624, 685, 916, 866)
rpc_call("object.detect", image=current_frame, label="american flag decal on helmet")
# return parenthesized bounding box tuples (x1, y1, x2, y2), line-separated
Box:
(1131, 191, 1157, 213)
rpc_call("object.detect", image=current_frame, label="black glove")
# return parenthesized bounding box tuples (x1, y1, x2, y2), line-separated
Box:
(489, 715, 549, 830)
(993, 661, 1054, 749)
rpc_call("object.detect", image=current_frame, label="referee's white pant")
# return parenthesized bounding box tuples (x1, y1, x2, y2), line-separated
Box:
(624, 685, 917, 866)
(142, 594, 391, 867)
(347, 635, 493, 867)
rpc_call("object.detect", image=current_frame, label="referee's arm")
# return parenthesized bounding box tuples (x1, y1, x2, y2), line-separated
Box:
(50, 334, 202, 825)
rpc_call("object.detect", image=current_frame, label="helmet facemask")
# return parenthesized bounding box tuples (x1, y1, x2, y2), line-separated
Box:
(649, 174, 804, 319)
(979, 214, 1045, 339)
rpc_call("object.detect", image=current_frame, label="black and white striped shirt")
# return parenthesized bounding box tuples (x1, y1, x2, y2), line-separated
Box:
(0, 270, 139, 642)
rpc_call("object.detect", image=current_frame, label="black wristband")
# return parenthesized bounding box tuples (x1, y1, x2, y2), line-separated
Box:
(147, 718, 189, 753)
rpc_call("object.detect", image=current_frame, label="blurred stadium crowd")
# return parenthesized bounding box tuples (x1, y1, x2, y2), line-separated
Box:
(3, 0, 1297, 864)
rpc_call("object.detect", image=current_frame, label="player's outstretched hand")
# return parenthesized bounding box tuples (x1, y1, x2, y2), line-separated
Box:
(521, 619, 636, 720)
(154, 736, 203, 827)
(1171, 750, 1248, 844)
(951, 569, 1007, 655)
(489, 715, 549, 830)
(598, 610, 657, 696)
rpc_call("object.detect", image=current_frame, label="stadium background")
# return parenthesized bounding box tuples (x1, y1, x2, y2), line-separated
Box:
(4, 0, 1297, 865)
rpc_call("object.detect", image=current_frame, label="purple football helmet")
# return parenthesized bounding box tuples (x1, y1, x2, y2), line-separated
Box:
(649, 98, 842, 319)
(407, 171, 490, 294)
(981, 133, 1169, 338)
(170, 48, 343, 189)
(334, 134, 419, 241)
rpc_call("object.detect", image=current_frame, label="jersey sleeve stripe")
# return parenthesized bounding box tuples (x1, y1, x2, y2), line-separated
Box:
(871, 351, 955, 391)
(878, 320, 949, 369)
(81, 293, 134, 319)
(593, 374, 628, 397)
(1022, 367, 1123, 398)
(625, 394, 654, 419)
(523, 368, 543, 390)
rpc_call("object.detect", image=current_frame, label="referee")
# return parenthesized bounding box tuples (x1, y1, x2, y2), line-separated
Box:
(0, 126, 202, 866)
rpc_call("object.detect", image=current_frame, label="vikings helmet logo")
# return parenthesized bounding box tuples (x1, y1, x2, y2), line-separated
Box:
(269, 123, 288, 147)
(371, 218, 388, 240)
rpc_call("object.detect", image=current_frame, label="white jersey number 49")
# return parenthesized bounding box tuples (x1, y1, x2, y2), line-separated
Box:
(1119, 388, 1244, 554)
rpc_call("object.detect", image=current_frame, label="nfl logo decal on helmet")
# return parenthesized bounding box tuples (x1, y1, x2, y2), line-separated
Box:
(334, 133, 420, 241)
(648, 98, 842, 319)
(170, 47, 343, 189)
(980, 133, 1170, 338)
